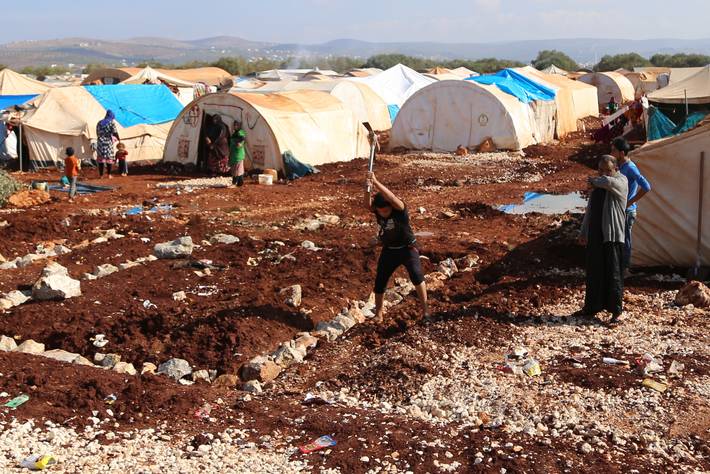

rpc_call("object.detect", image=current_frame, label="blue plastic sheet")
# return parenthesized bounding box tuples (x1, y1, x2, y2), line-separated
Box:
(84, 84, 182, 128)
(0, 94, 37, 110)
(387, 104, 400, 122)
(48, 182, 113, 195)
(468, 69, 556, 103)
(648, 107, 707, 141)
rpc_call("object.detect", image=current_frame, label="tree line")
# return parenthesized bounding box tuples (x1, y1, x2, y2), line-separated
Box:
(2, 51, 708, 80)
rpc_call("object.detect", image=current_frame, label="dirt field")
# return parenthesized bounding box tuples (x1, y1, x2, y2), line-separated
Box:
(0, 129, 707, 473)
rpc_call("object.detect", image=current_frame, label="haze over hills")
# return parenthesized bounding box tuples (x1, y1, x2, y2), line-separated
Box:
(2, 35, 710, 68)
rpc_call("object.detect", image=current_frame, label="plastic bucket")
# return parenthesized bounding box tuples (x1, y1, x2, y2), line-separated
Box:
(258, 174, 273, 185)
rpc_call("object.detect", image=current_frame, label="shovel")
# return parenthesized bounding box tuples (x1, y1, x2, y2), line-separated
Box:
(363, 122, 377, 193)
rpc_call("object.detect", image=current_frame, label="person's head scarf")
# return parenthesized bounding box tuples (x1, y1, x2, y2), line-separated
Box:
(99, 110, 115, 127)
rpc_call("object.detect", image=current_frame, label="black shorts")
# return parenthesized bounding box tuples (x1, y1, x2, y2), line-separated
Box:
(374, 246, 425, 294)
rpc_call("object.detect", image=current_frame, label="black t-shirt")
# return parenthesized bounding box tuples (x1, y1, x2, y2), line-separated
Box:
(374, 205, 416, 249)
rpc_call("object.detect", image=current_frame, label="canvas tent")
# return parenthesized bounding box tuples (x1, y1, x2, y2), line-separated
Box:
(0, 69, 53, 96)
(121, 66, 196, 105)
(516, 66, 598, 137)
(389, 80, 541, 152)
(577, 72, 635, 105)
(349, 64, 436, 121)
(21, 84, 181, 167)
(542, 65, 568, 76)
(450, 67, 478, 78)
(647, 65, 710, 105)
(163, 90, 370, 173)
(629, 122, 710, 267)
(83, 67, 232, 88)
(623, 71, 661, 98)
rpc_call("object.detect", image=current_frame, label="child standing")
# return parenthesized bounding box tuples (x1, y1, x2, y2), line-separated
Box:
(64, 147, 80, 201)
(116, 142, 128, 176)
(229, 122, 246, 187)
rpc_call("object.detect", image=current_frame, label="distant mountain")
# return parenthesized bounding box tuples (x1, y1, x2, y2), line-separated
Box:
(1, 35, 710, 68)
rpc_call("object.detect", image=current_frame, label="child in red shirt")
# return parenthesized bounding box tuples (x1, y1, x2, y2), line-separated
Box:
(116, 142, 128, 176)
(64, 147, 80, 201)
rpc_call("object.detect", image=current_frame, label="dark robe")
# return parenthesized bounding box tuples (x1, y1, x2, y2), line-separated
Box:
(584, 187, 624, 315)
(206, 117, 230, 174)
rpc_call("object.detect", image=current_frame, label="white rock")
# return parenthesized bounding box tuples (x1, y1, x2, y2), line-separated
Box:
(15, 339, 45, 354)
(437, 258, 459, 278)
(272, 341, 306, 367)
(0, 335, 18, 351)
(113, 362, 137, 376)
(280, 285, 302, 308)
(153, 237, 194, 259)
(242, 380, 263, 394)
(172, 291, 187, 302)
(192, 370, 211, 383)
(32, 263, 81, 300)
(157, 358, 192, 380)
(93, 264, 119, 279)
(210, 234, 240, 245)
(118, 261, 141, 271)
(42, 349, 83, 364)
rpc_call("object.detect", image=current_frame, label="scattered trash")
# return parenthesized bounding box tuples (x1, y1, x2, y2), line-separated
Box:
(299, 435, 337, 454)
(642, 378, 668, 393)
(498, 192, 587, 215)
(20, 454, 56, 470)
(4, 394, 29, 410)
(602, 357, 630, 366)
(91, 334, 108, 348)
(142, 300, 157, 309)
(247, 257, 260, 267)
(523, 359, 542, 377)
(498, 348, 540, 377)
(635, 353, 663, 375)
(104, 394, 117, 405)
(140, 238, 151, 243)
(194, 402, 213, 421)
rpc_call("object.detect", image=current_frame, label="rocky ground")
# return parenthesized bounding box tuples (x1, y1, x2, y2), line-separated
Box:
(0, 129, 707, 473)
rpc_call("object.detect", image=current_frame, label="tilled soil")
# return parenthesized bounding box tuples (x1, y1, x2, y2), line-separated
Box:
(0, 131, 707, 473)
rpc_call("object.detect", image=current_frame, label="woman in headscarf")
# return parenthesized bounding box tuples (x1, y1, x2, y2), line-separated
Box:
(96, 110, 120, 178)
(578, 155, 628, 325)
(204, 114, 230, 174)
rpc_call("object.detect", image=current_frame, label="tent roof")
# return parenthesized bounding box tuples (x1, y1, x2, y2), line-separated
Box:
(121, 66, 195, 87)
(450, 67, 478, 78)
(648, 65, 710, 104)
(348, 64, 436, 107)
(468, 69, 556, 103)
(427, 67, 452, 75)
(669, 67, 705, 84)
(425, 73, 465, 81)
(346, 68, 382, 77)
(0, 69, 53, 95)
(83, 67, 232, 87)
(22, 86, 174, 139)
(541, 64, 568, 76)
(0, 94, 38, 111)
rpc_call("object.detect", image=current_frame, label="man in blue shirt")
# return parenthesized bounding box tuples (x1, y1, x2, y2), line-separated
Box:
(612, 137, 652, 271)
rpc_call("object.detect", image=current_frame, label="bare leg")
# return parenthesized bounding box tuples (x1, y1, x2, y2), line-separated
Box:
(374, 293, 385, 322)
(415, 282, 429, 318)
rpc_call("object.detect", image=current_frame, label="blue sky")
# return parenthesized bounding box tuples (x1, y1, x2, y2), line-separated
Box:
(3, 0, 709, 43)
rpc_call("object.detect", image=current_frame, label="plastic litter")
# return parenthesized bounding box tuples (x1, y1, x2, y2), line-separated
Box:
(523, 359, 542, 377)
(20, 454, 56, 470)
(642, 378, 668, 393)
(668, 360, 685, 377)
(635, 353, 663, 375)
(142, 300, 157, 309)
(299, 435, 336, 454)
(4, 394, 29, 410)
(303, 393, 335, 406)
(602, 357, 630, 366)
(194, 402, 213, 421)
(92, 334, 108, 348)
(104, 394, 117, 405)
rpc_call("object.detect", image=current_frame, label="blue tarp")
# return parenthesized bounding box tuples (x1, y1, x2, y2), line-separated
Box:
(48, 182, 113, 195)
(0, 94, 37, 111)
(84, 84, 182, 128)
(648, 107, 707, 141)
(387, 104, 400, 122)
(467, 69, 556, 103)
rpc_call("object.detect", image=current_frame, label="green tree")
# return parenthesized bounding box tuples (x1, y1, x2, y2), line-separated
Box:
(0, 64, 6, 72)
(531, 50, 578, 72)
(82, 63, 107, 74)
(593, 53, 651, 72)
(650, 53, 710, 68)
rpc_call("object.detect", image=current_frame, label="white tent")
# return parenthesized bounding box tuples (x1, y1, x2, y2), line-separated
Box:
(578, 72, 635, 104)
(21, 87, 172, 167)
(648, 65, 710, 105)
(629, 122, 710, 267)
(542, 65, 569, 76)
(669, 67, 705, 85)
(163, 90, 370, 172)
(450, 67, 479, 78)
(389, 80, 539, 152)
(0, 69, 52, 95)
(349, 64, 436, 116)
(121, 66, 195, 105)
(516, 66, 599, 137)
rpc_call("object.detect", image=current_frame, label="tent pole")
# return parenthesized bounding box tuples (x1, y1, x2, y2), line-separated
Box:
(684, 89, 689, 117)
(695, 151, 705, 275)
(18, 123, 23, 173)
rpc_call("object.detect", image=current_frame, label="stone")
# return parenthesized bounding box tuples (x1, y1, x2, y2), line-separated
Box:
(313, 323, 343, 342)
(317, 214, 340, 225)
(213, 374, 239, 388)
(157, 358, 192, 380)
(424, 271, 448, 291)
(241, 356, 281, 383)
(93, 264, 119, 279)
(18, 254, 43, 268)
(118, 261, 141, 271)
(383, 289, 403, 308)
(294, 334, 318, 351)
(579, 442, 593, 454)
(210, 234, 240, 245)
(141, 362, 157, 375)
(42, 349, 83, 364)
(113, 362, 137, 375)
(15, 339, 45, 354)
(331, 314, 356, 332)
(192, 370, 211, 383)
(394, 278, 415, 296)
(5, 291, 29, 307)
(437, 258, 459, 278)
(172, 291, 187, 302)
(153, 236, 194, 259)
(272, 341, 306, 367)
(301, 240, 320, 251)
(0, 335, 18, 351)
(345, 306, 366, 324)
(242, 380, 263, 394)
(295, 219, 322, 231)
(54, 245, 72, 256)
(280, 284, 302, 308)
(0, 260, 19, 270)
(98, 353, 122, 369)
(73, 355, 94, 366)
(455, 254, 479, 270)
(32, 263, 81, 300)
(675, 281, 710, 308)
